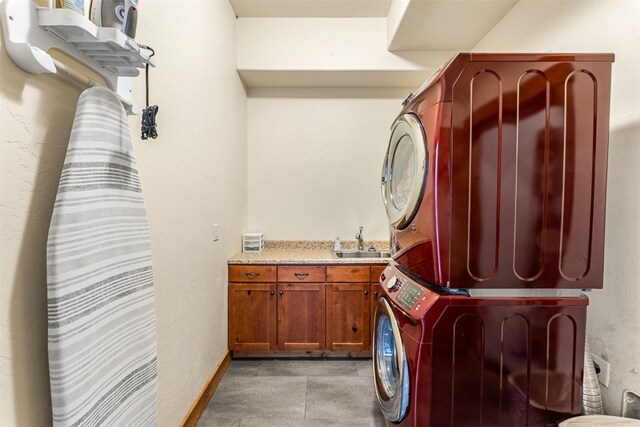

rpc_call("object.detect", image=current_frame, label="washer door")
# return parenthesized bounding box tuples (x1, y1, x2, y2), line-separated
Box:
(373, 298, 410, 422)
(381, 113, 428, 229)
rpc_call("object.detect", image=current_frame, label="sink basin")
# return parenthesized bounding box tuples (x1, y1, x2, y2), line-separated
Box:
(332, 250, 391, 259)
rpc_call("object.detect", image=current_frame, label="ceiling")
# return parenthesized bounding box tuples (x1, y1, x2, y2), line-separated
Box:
(229, 0, 392, 18)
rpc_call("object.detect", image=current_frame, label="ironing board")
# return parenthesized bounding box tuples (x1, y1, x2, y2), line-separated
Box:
(46, 87, 157, 426)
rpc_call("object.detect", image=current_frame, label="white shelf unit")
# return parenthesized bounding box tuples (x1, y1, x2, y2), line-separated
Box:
(0, 0, 154, 114)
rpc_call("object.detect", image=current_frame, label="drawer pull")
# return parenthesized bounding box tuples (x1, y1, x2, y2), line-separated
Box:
(374, 291, 379, 297)
(352, 325, 358, 333)
(246, 290, 251, 295)
(294, 273, 309, 279)
(279, 291, 284, 296)
(363, 290, 369, 296)
(270, 291, 275, 296)
(245, 272, 260, 279)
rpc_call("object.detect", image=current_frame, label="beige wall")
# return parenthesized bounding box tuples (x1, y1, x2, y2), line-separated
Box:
(0, 40, 76, 427)
(130, 1, 247, 425)
(473, 0, 640, 416)
(247, 88, 407, 241)
(0, 1, 246, 425)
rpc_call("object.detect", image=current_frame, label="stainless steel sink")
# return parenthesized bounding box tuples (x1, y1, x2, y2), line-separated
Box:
(331, 250, 391, 259)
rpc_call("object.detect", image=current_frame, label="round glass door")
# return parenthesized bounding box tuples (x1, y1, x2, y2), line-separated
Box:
(373, 298, 409, 422)
(391, 135, 416, 211)
(381, 114, 428, 229)
(376, 314, 400, 398)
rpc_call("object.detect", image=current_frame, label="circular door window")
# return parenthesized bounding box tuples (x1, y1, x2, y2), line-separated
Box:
(381, 114, 427, 229)
(391, 135, 416, 211)
(376, 314, 400, 397)
(373, 298, 410, 422)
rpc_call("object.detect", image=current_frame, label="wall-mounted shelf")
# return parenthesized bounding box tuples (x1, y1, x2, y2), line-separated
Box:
(0, 0, 154, 114)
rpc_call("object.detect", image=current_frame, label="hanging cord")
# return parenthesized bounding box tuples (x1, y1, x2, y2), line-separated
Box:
(137, 43, 158, 140)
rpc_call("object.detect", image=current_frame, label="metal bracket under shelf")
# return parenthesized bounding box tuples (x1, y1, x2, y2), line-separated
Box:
(0, 0, 154, 115)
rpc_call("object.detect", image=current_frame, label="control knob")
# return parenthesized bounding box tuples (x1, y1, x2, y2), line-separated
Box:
(386, 276, 399, 291)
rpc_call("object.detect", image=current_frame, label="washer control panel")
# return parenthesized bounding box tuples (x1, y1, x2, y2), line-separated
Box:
(396, 282, 423, 311)
(382, 271, 439, 320)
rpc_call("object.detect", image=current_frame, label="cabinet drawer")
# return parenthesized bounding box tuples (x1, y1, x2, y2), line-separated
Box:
(371, 265, 386, 283)
(326, 265, 370, 283)
(229, 265, 277, 282)
(278, 266, 326, 282)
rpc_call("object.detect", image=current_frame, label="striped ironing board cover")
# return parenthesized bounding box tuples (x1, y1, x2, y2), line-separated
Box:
(47, 87, 157, 426)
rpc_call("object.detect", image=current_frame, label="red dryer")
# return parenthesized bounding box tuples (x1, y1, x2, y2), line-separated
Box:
(380, 52, 613, 291)
(374, 53, 614, 427)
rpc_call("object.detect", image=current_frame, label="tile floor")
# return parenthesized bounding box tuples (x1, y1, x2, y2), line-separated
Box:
(197, 359, 386, 427)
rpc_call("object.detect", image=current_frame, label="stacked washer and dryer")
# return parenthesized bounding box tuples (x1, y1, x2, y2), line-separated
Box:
(373, 53, 615, 426)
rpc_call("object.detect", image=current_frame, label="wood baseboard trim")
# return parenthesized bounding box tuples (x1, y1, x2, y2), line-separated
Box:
(181, 350, 231, 427)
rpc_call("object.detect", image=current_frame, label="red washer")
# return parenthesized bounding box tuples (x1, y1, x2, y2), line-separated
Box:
(373, 263, 588, 427)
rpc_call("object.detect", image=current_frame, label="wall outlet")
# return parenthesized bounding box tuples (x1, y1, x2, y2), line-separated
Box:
(591, 353, 611, 387)
(213, 224, 219, 242)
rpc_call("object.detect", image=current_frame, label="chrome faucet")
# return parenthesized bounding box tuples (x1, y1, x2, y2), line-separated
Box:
(355, 227, 364, 251)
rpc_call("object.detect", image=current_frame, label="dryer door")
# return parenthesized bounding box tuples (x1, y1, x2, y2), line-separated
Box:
(373, 298, 409, 422)
(381, 113, 428, 229)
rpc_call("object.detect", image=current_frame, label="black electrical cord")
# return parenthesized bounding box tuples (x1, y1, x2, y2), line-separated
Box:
(137, 44, 158, 140)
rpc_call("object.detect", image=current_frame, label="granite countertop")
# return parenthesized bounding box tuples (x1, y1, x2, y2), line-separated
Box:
(228, 240, 391, 265)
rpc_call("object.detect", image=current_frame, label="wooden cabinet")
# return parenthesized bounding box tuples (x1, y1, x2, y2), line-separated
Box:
(277, 283, 325, 350)
(370, 283, 381, 331)
(228, 284, 277, 351)
(370, 265, 386, 328)
(326, 283, 370, 351)
(228, 262, 388, 356)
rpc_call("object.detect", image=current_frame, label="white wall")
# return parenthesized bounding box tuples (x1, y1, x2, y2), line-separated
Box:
(247, 88, 406, 241)
(473, 0, 640, 416)
(237, 17, 448, 71)
(0, 1, 246, 425)
(236, 17, 454, 88)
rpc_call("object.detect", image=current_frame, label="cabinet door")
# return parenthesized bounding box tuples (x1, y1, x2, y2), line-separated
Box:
(228, 284, 276, 351)
(370, 283, 381, 332)
(370, 266, 386, 336)
(277, 283, 326, 351)
(326, 283, 370, 351)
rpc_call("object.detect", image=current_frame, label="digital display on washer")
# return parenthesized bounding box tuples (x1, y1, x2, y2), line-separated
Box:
(396, 282, 423, 310)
